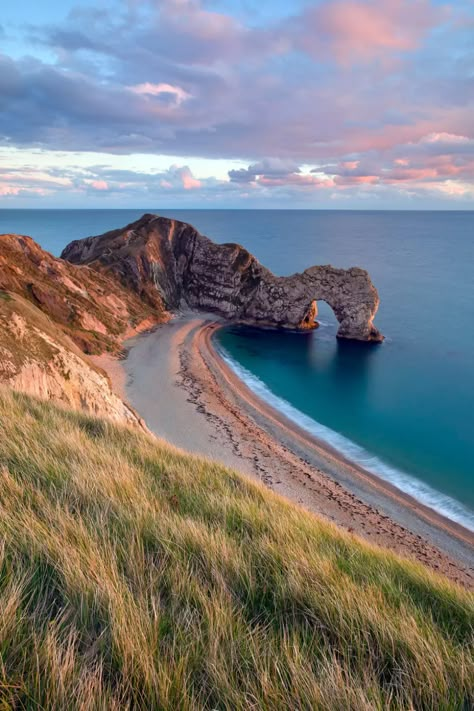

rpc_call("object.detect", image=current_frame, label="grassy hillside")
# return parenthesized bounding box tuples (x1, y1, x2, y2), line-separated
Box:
(0, 389, 472, 710)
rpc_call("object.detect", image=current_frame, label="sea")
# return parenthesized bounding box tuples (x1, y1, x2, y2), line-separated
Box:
(1, 208, 473, 531)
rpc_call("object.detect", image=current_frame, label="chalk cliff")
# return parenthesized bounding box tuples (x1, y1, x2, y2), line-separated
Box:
(63, 214, 382, 341)
(0, 292, 143, 426)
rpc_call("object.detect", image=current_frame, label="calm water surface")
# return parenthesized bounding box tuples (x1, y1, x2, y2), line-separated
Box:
(1, 209, 473, 528)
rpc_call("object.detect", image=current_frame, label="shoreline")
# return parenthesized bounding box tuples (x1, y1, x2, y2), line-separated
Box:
(94, 313, 474, 588)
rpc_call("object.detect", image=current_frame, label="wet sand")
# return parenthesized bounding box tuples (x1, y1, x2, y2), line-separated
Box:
(99, 313, 474, 589)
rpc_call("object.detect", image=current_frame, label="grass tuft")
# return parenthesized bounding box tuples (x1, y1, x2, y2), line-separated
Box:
(0, 388, 472, 710)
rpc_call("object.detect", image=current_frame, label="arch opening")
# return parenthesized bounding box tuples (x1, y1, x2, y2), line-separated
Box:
(299, 299, 340, 331)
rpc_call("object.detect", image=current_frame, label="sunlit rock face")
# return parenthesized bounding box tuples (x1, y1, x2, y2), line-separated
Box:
(62, 214, 383, 342)
(0, 293, 144, 427)
(0, 232, 165, 354)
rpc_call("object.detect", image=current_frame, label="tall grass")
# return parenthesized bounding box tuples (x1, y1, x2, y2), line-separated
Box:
(0, 388, 472, 710)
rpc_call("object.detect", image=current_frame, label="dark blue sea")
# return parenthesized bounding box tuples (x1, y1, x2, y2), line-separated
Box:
(1, 209, 473, 529)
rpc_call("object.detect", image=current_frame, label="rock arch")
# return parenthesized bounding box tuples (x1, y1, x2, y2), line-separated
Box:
(62, 214, 383, 343)
(242, 264, 382, 341)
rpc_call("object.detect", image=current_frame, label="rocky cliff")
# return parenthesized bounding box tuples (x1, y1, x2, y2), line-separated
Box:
(0, 292, 143, 426)
(63, 214, 382, 341)
(0, 233, 166, 355)
(0, 231, 167, 424)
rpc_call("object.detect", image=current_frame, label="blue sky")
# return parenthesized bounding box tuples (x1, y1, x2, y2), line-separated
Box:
(1, 0, 473, 208)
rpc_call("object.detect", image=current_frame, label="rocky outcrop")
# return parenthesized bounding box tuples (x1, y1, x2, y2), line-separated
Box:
(0, 232, 164, 426)
(0, 233, 166, 355)
(0, 293, 143, 426)
(63, 214, 382, 341)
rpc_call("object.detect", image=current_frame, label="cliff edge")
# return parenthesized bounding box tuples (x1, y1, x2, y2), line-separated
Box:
(0, 231, 166, 425)
(0, 292, 143, 426)
(62, 214, 382, 341)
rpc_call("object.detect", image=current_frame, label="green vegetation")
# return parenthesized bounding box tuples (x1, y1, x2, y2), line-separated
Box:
(0, 389, 472, 710)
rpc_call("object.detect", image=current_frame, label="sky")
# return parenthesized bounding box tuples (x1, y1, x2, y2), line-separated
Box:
(1, 0, 473, 209)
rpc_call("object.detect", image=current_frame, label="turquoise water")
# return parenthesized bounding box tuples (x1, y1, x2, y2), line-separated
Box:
(1, 209, 473, 528)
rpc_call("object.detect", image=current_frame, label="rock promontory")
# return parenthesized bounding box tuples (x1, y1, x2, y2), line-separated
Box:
(62, 214, 383, 341)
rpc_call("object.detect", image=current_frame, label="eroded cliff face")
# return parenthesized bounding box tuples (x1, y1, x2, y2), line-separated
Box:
(0, 293, 143, 426)
(0, 233, 166, 355)
(63, 214, 382, 341)
(0, 232, 161, 426)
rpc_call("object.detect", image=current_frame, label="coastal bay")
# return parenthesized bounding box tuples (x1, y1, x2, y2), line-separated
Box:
(2, 2, 474, 703)
(94, 314, 474, 589)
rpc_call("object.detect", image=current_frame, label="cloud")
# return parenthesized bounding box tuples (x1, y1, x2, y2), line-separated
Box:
(309, 133, 474, 192)
(2, 150, 474, 208)
(294, 0, 442, 64)
(1, 0, 472, 164)
(89, 180, 109, 191)
(229, 159, 302, 183)
(173, 165, 201, 190)
(416, 132, 474, 155)
(0, 161, 213, 201)
(129, 82, 191, 105)
(0, 0, 473, 206)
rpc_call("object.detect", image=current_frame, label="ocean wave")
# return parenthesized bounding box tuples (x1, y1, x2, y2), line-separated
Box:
(216, 345, 474, 533)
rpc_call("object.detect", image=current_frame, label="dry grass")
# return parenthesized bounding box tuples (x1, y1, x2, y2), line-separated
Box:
(0, 388, 472, 710)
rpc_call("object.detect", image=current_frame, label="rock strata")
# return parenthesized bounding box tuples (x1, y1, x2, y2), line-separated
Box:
(0, 232, 166, 354)
(0, 293, 143, 426)
(63, 214, 382, 341)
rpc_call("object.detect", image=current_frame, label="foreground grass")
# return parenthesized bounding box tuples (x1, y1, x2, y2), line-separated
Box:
(0, 389, 472, 710)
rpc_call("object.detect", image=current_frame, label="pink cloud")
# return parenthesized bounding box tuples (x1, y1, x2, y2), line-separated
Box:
(420, 132, 472, 146)
(129, 82, 191, 105)
(0, 170, 71, 187)
(0, 185, 21, 196)
(178, 167, 201, 190)
(0, 184, 47, 197)
(335, 175, 379, 185)
(259, 174, 327, 188)
(299, 0, 441, 63)
(341, 160, 360, 170)
(90, 180, 109, 191)
(434, 181, 473, 197)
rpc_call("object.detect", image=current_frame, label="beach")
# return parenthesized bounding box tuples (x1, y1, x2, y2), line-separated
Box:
(94, 313, 474, 589)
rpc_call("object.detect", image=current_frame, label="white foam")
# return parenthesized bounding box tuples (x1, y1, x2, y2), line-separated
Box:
(217, 345, 474, 533)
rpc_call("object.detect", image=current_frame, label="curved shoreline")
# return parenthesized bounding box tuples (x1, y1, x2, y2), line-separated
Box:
(204, 322, 474, 549)
(97, 314, 474, 588)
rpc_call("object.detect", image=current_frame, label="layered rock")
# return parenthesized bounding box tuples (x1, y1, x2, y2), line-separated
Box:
(0, 232, 166, 355)
(0, 292, 143, 426)
(0, 231, 167, 425)
(63, 214, 382, 341)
